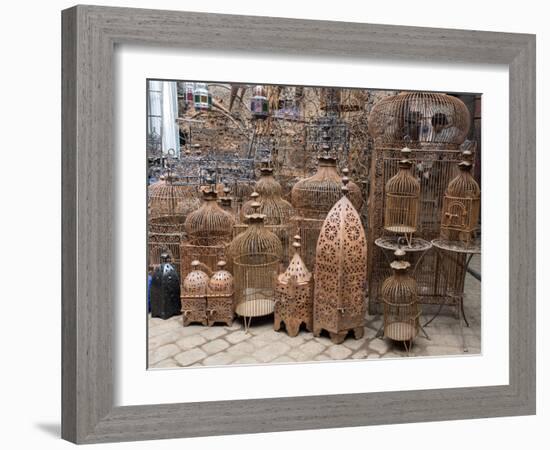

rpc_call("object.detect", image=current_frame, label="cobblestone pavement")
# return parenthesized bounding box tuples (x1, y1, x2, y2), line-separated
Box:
(148, 256, 481, 368)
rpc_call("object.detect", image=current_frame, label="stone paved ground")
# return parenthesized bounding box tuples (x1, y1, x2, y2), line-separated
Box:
(148, 256, 481, 368)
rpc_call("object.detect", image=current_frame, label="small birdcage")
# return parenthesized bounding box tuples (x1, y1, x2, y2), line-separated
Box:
(384, 151, 421, 246)
(181, 178, 236, 279)
(238, 162, 294, 263)
(381, 249, 421, 352)
(193, 83, 212, 111)
(206, 261, 235, 326)
(440, 151, 481, 244)
(291, 152, 363, 270)
(148, 174, 201, 272)
(274, 236, 314, 337)
(229, 202, 283, 332)
(313, 178, 367, 344)
(250, 85, 269, 119)
(180, 260, 209, 326)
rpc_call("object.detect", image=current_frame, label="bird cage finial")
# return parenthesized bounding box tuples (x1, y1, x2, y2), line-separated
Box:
(341, 167, 350, 197)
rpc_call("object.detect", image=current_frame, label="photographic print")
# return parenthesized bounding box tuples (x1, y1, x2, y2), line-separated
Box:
(146, 80, 481, 368)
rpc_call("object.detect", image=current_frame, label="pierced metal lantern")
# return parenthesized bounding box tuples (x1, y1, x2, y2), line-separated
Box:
(180, 260, 209, 326)
(291, 154, 363, 271)
(229, 202, 283, 332)
(384, 151, 421, 246)
(368, 91, 471, 146)
(206, 260, 235, 327)
(313, 179, 367, 344)
(148, 174, 201, 272)
(274, 236, 313, 337)
(250, 85, 269, 119)
(150, 253, 181, 320)
(181, 178, 236, 279)
(193, 82, 212, 111)
(381, 249, 421, 351)
(440, 152, 481, 244)
(239, 162, 295, 263)
(184, 82, 195, 106)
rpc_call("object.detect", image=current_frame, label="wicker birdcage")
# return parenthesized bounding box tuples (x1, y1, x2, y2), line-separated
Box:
(238, 162, 294, 263)
(368, 91, 471, 146)
(229, 202, 283, 331)
(148, 174, 201, 272)
(384, 152, 421, 246)
(180, 179, 236, 280)
(367, 91, 474, 314)
(290, 155, 363, 271)
(274, 236, 314, 337)
(381, 249, 421, 351)
(440, 152, 481, 244)
(313, 179, 367, 344)
(180, 260, 209, 326)
(206, 261, 235, 326)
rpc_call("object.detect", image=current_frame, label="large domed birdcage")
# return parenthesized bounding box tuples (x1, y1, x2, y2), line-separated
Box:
(237, 162, 295, 264)
(148, 173, 202, 272)
(180, 178, 236, 280)
(180, 260, 210, 326)
(381, 250, 421, 351)
(229, 202, 283, 332)
(367, 91, 474, 314)
(313, 179, 367, 344)
(384, 152, 421, 246)
(290, 154, 363, 271)
(440, 151, 481, 244)
(274, 236, 314, 337)
(368, 91, 471, 147)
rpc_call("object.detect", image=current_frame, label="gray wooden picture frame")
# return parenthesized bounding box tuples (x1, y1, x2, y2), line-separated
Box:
(61, 5, 536, 444)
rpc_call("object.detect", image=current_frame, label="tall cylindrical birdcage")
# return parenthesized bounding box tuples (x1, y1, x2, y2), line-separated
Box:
(181, 178, 236, 279)
(148, 174, 201, 272)
(381, 249, 421, 351)
(238, 162, 294, 263)
(229, 202, 283, 331)
(384, 152, 421, 246)
(440, 151, 481, 244)
(313, 179, 367, 344)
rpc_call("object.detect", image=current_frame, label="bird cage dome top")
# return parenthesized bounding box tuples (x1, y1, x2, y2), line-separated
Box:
(182, 260, 209, 294)
(291, 161, 363, 219)
(278, 237, 312, 285)
(149, 173, 201, 218)
(381, 250, 417, 301)
(385, 154, 421, 197)
(229, 202, 283, 258)
(446, 152, 480, 198)
(240, 163, 295, 225)
(368, 91, 471, 146)
(207, 261, 234, 293)
(184, 179, 235, 245)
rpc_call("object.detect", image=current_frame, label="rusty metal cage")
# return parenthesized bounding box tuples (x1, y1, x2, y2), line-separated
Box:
(180, 260, 210, 326)
(381, 250, 421, 351)
(237, 163, 295, 264)
(384, 154, 421, 246)
(367, 92, 473, 313)
(206, 261, 235, 327)
(290, 155, 363, 271)
(440, 152, 481, 245)
(181, 180, 236, 280)
(228, 202, 283, 331)
(148, 175, 202, 272)
(313, 180, 367, 344)
(274, 236, 314, 337)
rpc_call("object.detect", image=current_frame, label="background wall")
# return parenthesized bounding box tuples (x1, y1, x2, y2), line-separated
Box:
(0, 0, 546, 449)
